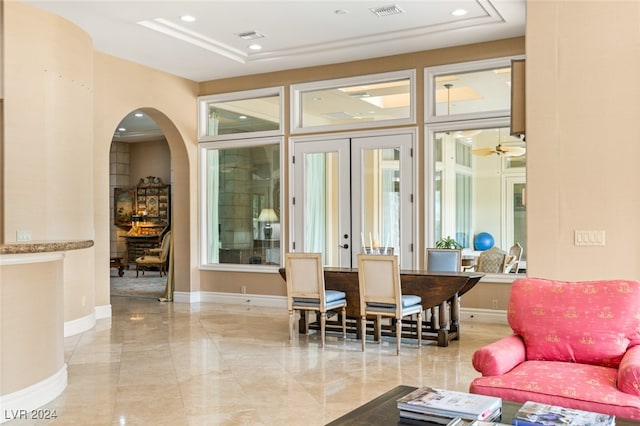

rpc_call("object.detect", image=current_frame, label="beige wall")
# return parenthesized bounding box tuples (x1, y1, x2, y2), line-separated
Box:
(128, 140, 171, 186)
(526, 1, 640, 281)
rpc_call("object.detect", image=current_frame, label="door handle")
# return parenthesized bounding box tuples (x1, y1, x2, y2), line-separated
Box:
(338, 243, 349, 249)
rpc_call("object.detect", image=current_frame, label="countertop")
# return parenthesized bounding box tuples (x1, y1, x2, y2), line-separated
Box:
(0, 240, 94, 255)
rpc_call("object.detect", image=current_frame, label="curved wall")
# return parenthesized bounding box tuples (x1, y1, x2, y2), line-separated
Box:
(4, 2, 95, 323)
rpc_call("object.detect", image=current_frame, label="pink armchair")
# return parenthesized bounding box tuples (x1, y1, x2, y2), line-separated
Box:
(470, 278, 640, 419)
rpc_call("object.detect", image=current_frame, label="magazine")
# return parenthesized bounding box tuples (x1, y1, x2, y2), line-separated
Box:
(512, 401, 615, 426)
(399, 411, 464, 426)
(400, 409, 503, 425)
(397, 387, 502, 421)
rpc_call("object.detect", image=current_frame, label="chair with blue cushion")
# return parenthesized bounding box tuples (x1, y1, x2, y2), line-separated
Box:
(425, 248, 461, 272)
(357, 254, 422, 355)
(285, 252, 347, 347)
(424, 248, 462, 328)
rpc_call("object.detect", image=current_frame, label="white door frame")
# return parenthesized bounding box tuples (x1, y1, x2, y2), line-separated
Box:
(289, 128, 418, 269)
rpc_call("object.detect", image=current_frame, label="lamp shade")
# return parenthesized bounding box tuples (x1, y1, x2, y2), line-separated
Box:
(258, 208, 278, 222)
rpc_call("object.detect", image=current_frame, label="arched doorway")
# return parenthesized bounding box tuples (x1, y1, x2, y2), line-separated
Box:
(109, 110, 171, 299)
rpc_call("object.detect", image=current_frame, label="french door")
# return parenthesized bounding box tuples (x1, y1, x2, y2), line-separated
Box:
(291, 131, 415, 269)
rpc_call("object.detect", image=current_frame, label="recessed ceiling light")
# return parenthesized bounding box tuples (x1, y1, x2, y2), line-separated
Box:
(180, 15, 196, 22)
(239, 115, 247, 120)
(451, 9, 467, 17)
(118, 127, 126, 132)
(134, 112, 143, 117)
(248, 44, 262, 51)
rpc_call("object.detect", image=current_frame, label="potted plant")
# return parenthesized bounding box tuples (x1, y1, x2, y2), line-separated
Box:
(435, 236, 462, 249)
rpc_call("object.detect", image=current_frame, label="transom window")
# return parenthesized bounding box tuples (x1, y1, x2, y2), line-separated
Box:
(198, 87, 283, 141)
(291, 70, 415, 133)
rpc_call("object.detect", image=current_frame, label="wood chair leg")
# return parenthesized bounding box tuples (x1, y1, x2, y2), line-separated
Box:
(341, 307, 346, 339)
(304, 311, 310, 335)
(361, 316, 366, 351)
(289, 310, 295, 342)
(376, 315, 382, 344)
(320, 312, 326, 347)
(396, 319, 402, 355)
(417, 311, 422, 348)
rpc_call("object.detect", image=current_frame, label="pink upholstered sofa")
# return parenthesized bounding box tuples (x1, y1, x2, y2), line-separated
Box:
(470, 278, 640, 419)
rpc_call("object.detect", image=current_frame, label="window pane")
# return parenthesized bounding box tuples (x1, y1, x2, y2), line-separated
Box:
(303, 152, 340, 265)
(434, 68, 511, 117)
(361, 148, 400, 253)
(434, 170, 442, 241)
(434, 126, 525, 274)
(293, 71, 414, 131)
(205, 144, 280, 265)
(206, 95, 280, 136)
(512, 182, 526, 262)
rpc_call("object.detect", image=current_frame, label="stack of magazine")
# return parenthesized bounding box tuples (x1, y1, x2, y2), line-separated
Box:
(512, 401, 615, 426)
(396, 387, 502, 424)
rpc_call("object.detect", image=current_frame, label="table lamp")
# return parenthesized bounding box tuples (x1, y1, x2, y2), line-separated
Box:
(258, 208, 278, 239)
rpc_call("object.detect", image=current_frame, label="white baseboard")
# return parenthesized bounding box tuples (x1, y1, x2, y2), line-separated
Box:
(201, 292, 287, 308)
(0, 364, 67, 424)
(174, 291, 287, 308)
(459, 307, 508, 325)
(63, 311, 95, 337)
(63, 306, 111, 337)
(94, 304, 111, 320)
(173, 291, 201, 304)
(173, 291, 507, 324)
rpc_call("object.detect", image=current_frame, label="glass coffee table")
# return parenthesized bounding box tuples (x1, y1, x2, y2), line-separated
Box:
(325, 385, 638, 426)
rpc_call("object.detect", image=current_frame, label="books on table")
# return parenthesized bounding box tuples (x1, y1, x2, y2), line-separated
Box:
(397, 387, 502, 423)
(511, 401, 615, 426)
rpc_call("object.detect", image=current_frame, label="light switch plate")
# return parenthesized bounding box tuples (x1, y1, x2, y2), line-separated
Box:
(574, 230, 605, 246)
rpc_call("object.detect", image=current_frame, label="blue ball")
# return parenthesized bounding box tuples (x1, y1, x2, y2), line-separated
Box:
(474, 232, 495, 251)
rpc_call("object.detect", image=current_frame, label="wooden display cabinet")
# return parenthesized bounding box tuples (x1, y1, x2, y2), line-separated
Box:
(116, 176, 171, 266)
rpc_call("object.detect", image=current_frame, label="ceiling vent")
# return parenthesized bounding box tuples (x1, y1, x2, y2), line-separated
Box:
(237, 30, 265, 40)
(370, 4, 405, 17)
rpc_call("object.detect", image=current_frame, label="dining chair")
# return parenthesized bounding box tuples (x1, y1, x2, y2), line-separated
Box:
(503, 242, 523, 273)
(424, 248, 462, 272)
(284, 252, 347, 347)
(424, 248, 462, 330)
(135, 230, 172, 277)
(476, 247, 509, 273)
(357, 254, 422, 355)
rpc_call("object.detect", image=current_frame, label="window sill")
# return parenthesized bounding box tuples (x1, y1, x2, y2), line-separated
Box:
(479, 273, 525, 284)
(199, 264, 281, 273)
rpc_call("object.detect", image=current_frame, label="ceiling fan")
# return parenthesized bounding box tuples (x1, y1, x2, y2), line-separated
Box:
(471, 144, 526, 157)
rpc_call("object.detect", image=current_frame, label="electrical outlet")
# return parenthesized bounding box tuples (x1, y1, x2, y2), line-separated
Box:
(16, 230, 32, 241)
(241, 285, 247, 294)
(491, 299, 499, 309)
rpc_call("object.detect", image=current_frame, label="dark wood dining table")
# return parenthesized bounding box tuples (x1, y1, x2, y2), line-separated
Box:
(279, 267, 484, 347)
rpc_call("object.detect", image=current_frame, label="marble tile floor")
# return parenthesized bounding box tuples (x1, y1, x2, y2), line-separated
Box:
(7, 297, 511, 426)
